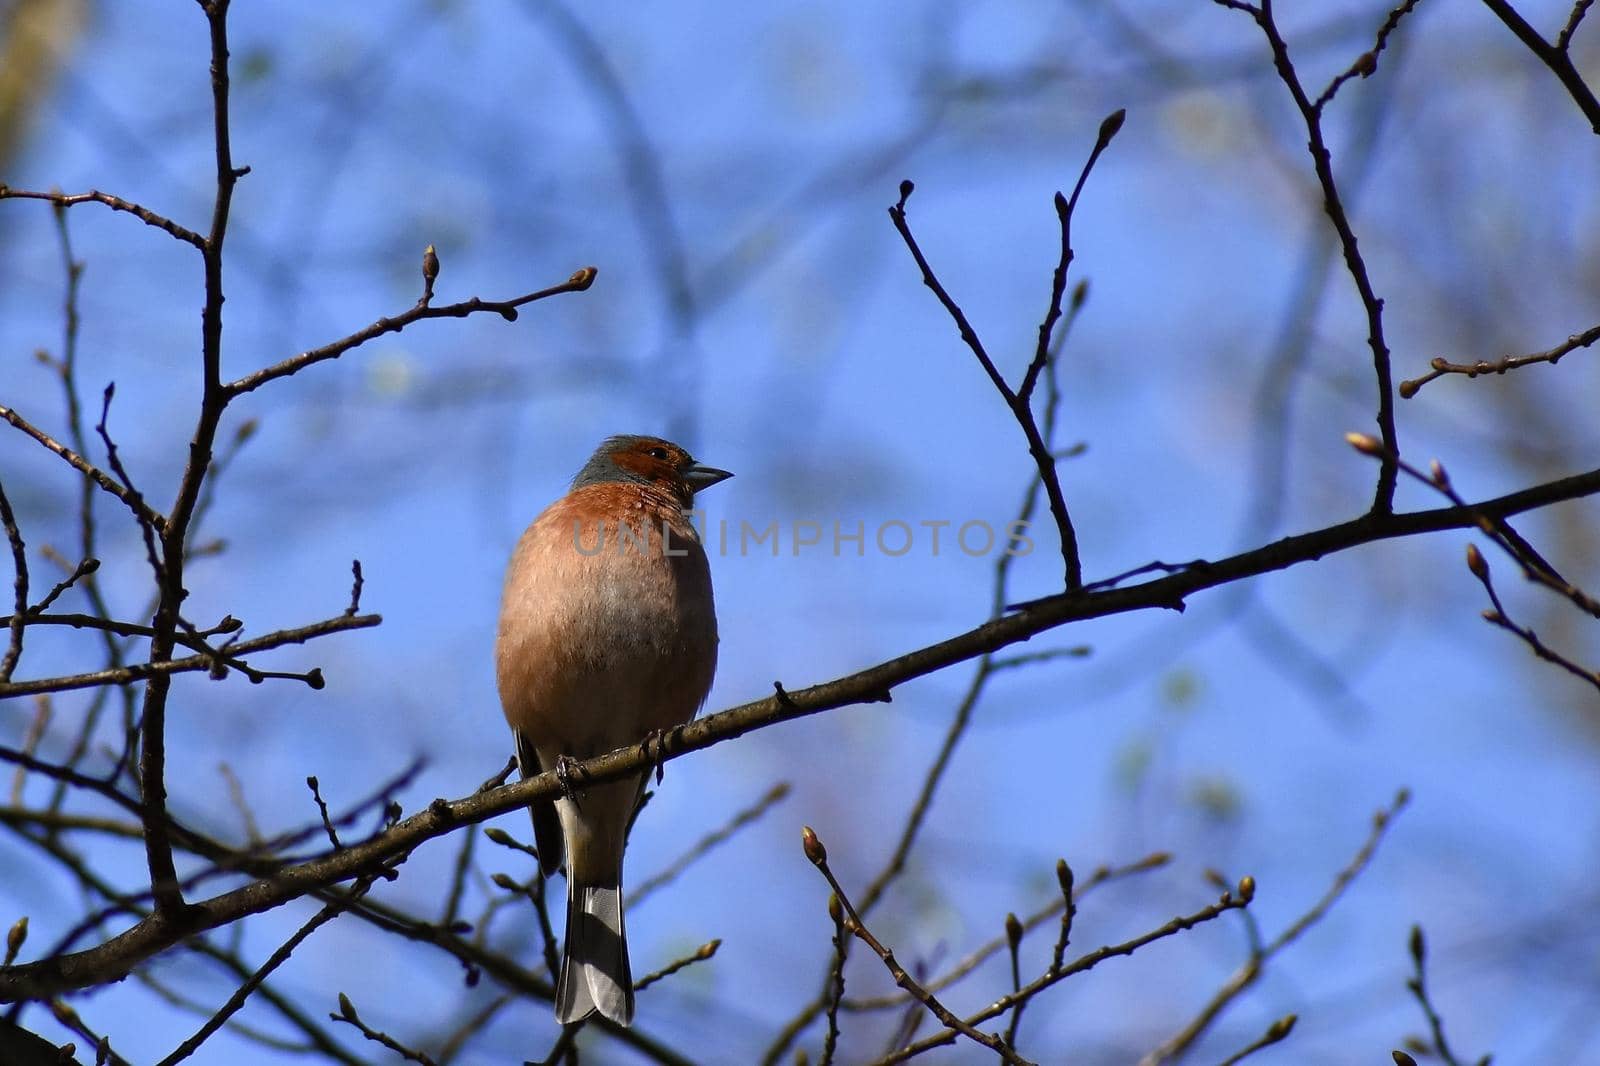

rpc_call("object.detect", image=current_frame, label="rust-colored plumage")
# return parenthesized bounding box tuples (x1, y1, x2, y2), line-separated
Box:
(494, 435, 730, 1026)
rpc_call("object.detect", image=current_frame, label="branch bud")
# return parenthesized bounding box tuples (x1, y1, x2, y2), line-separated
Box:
(5, 916, 26, 965)
(337, 992, 357, 1021)
(422, 244, 440, 285)
(828, 893, 843, 926)
(1266, 1012, 1297, 1040)
(1465, 543, 1488, 580)
(1355, 51, 1378, 77)
(1005, 912, 1023, 951)
(1055, 858, 1074, 901)
(1344, 431, 1383, 457)
(801, 825, 826, 866)
(1097, 107, 1127, 148)
(1237, 875, 1256, 903)
(1070, 278, 1089, 310)
(1408, 923, 1426, 966)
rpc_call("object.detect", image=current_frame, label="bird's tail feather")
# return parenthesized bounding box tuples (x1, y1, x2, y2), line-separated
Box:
(557, 881, 633, 1026)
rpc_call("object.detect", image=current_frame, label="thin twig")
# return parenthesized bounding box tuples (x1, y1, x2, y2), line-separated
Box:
(332, 993, 437, 1065)
(0, 481, 27, 684)
(1400, 322, 1600, 396)
(157, 882, 373, 1065)
(870, 883, 1254, 1065)
(224, 267, 597, 396)
(1558, 0, 1593, 50)
(1140, 789, 1410, 1064)
(820, 896, 847, 1066)
(1479, 0, 1600, 133)
(632, 938, 719, 993)
(0, 185, 206, 248)
(0, 612, 380, 699)
(1214, 0, 1402, 511)
(0, 403, 167, 533)
(632, 781, 790, 906)
(801, 827, 1032, 1064)
(1312, 0, 1426, 110)
(844, 852, 1170, 1012)
(1217, 1014, 1298, 1066)
(1404, 924, 1476, 1066)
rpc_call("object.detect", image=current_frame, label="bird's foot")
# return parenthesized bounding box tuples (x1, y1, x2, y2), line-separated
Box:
(553, 754, 584, 803)
(640, 728, 670, 785)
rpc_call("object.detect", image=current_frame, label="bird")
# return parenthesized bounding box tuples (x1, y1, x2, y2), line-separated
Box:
(494, 434, 731, 1027)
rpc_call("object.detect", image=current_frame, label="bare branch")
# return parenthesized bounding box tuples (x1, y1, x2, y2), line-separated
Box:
(0, 403, 168, 534)
(1400, 322, 1600, 396)
(1140, 790, 1410, 1064)
(0, 184, 206, 248)
(1480, 0, 1600, 132)
(224, 267, 598, 397)
(1214, 0, 1403, 511)
(0, 480, 27, 683)
(801, 827, 1031, 1064)
(0, 612, 381, 699)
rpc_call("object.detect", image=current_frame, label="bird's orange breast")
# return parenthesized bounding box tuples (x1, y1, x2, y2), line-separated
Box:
(494, 482, 718, 758)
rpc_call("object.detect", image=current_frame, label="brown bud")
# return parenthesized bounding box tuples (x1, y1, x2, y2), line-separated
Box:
(1056, 858, 1074, 900)
(6, 916, 27, 963)
(1392, 1052, 1419, 1066)
(1070, 278, 1090, 310)
(422, 244, 440, 284)
(1355, 51, 1378, 77)
(1097, 107, 1127, 147)
(1481, 609, 1504, 624)
(1005, 912, 1023, 950)
(827, 893, 843, 926)
(568, 265, 598, 289)
(1237, 875, 1256, 903)
(1344, 431, 1383, 456)
(1465, 543, 1488, 580)
(1428, 459, 1450, 488)
(1408, 923, 1426, 966)
(337, 992, 357, 1020)
(898, 179, 915, 204)
(1267, 1012, 1297, 1039)
(698, 938, 722, 960)
(490, 873, 518, 891)
(235, 418, 259, 444)
(801, 826, 826, 866)
(1203, 868, 1228, 890)
(484, 827, 514, 846)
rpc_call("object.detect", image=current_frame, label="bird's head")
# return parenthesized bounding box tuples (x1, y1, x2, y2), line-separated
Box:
(573, 435, 733, 506)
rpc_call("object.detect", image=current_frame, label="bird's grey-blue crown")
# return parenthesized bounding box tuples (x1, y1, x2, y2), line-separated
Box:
(571, 435, 672, 489)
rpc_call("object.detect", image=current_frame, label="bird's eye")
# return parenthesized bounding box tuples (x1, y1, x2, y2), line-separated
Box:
(647, 446, 669, 460)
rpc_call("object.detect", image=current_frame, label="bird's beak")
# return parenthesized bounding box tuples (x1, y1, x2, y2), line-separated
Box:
(684, 463, 733, 492)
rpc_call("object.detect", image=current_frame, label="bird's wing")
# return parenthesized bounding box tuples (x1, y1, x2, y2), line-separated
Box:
(515, 731, 566, 878)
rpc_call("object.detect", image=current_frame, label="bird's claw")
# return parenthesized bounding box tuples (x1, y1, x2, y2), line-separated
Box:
(554, 754, 584, 803)
(641, 729, 668, 785)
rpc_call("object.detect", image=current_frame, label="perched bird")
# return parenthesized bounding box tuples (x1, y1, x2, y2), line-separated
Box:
(495, 435, 731, 1027)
